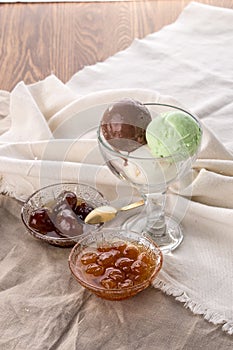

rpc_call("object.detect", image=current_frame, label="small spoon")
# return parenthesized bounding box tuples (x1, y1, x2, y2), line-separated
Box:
(84, 199, 145, 225)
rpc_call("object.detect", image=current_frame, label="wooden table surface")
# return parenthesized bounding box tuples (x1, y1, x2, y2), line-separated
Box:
(0, 0, 233, 92)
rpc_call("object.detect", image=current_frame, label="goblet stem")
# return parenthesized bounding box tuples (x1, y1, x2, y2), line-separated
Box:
(143, 192, 167, 241)
(141, 191, 183, 253)
(121, 189, 183, 253)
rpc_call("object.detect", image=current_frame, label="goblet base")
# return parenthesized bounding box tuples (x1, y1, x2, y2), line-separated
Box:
(122, 214, 183, 254)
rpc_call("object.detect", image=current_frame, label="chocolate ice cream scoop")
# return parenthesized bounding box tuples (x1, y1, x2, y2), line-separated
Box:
(101, 98, 152, 152)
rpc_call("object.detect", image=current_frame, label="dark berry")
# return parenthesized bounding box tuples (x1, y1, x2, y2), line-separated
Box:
(74, 202, 94, 221)
(29, 208, 55, 234)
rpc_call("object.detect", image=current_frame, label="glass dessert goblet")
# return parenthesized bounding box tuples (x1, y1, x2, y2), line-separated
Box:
(98, 103, 202, 253)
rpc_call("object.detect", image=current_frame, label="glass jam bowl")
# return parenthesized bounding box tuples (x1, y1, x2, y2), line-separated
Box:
(21, 182, 108, 247)
(68, 227, 163, 300)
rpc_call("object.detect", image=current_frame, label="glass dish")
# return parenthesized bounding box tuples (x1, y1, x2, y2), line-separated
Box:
(21, 182, 108, 247)
(68, 227, 163, 300)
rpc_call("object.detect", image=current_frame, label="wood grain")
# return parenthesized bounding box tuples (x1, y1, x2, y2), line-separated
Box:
(0, 0, 233, 91)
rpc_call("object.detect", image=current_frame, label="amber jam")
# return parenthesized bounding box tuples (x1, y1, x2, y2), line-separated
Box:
(75, 240, 158, 291)
(28, 191, 94, 238)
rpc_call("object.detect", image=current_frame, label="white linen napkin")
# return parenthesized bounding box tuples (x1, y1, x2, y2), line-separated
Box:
(0, 1, 233, 335)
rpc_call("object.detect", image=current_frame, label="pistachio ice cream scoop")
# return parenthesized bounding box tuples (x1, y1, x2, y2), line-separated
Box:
(146, 111, 202, 159)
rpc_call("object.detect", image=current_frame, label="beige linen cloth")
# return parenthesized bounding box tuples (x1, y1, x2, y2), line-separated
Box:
(0, 2, 233, 346)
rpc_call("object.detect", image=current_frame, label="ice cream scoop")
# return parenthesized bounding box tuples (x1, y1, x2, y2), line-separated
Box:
(101, 98, 152, 152)
(146, 111, 202, 159)
(118, 145, 179, 187)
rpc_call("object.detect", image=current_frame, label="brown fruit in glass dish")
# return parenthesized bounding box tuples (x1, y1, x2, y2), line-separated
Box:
(21, 183, 108, 247)
(28, 190, 97, 240)
(28, 208, 57, 235)
(74, 201, 94, 221)
(54, 206, 83, 238)
(56, 191, 78, 211)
